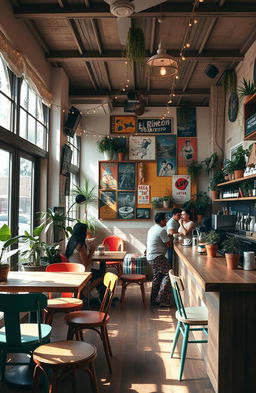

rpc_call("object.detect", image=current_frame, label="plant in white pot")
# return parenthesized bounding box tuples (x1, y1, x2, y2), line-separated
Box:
(96, 136, 115, 160)
(0, 224, 20, 282)
(205, 230, 220, 257)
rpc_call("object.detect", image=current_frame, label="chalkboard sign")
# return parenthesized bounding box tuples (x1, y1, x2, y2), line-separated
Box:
(245, 113, 256, 136)
(137, 118, 172, 134)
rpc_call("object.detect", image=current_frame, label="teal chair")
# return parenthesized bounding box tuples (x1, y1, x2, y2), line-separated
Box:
(169, 270, 208, 381)
(0, 293, 52, 381)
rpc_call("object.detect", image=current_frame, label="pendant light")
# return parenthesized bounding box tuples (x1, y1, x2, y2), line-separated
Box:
(146, 43, 178, 80)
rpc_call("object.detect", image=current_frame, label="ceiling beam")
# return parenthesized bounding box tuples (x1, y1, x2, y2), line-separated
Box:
(46, 50, 243, 62)
(14, 3, 256, 18)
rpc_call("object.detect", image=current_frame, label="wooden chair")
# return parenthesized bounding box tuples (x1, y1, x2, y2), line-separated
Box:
(102, 236, 124, 276)
(44, 262, 85, 325)
(32, 340, 99, 393)
(119, 274, 147, 308)
(65, 272, 118, 374)
(0, 293, 52, 381)
(169, 270, 208, 381)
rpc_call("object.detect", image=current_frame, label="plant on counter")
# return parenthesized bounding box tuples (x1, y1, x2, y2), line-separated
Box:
(187, 160, 203, 181)
(222, 236, 240, 269)
(237, 78, 256, 99)
(205, 230, 220, 257)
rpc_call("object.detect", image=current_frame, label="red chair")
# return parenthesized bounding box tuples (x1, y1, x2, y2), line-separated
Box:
(44, 262, 85, 325)
(102, 236, 124, 276)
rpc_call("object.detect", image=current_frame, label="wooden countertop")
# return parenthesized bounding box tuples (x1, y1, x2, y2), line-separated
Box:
(174, 244, 256, 292)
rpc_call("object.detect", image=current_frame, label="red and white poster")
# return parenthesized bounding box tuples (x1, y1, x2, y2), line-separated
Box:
(172, 175, 191, 204)
(137, 185, 150, 204)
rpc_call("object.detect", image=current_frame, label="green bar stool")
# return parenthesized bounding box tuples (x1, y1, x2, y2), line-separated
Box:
(169, 270, 208, 381)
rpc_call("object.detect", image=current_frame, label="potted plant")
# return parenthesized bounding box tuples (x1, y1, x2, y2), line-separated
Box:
(112, 138, 128, 161)
(96, 136, 116, 160)
(232, 146, 249, 179)
(222, 236, 240, 269)
(202, 153, 219, 176)
(152, 197, 163, 209)
(194, 192, 212, 223)
(126, 28, 145, 65)
(223, 159, 235, 180)
(40, 208, 72, 242)
(0, 224, 20, 282)
(71, 180, 97, 221)
(209, 169, 225, 200)
(205, 230, 220, 257)
(238, 78, 256, 103)
(162, 196, 173, 209)
(187, 160, 202, 182)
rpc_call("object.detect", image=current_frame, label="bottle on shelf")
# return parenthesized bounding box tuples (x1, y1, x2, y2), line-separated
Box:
(253, 180, 256, 197)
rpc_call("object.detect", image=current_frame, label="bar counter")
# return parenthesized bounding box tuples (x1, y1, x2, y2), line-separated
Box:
(174, 243, 256, 393)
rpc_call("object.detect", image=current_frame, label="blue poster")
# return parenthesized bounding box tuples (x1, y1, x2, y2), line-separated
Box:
(177, 107, 196, 137)
(137, 118, 172, 133)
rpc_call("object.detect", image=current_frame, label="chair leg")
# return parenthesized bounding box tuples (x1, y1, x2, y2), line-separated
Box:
(179, 324, 190, 381)
(103, 324, 112, 357)
(100, 326, 112, 374)
(0, 351, 7, 381)
(171, 321, 181, 358)
(32, 364, 42, 393)
(139, 281, 147, 308)
(120, 281, 127, 305)
(88, 361, 99, 393)
(67, 325, 75, 340)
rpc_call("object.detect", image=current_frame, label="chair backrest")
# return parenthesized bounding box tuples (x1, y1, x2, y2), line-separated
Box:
(168, 270, 187, 319)
(102, 236, 124, 251)
(99, 272, 118, 318)
(46, 262, 85, 298)
(0, 293, 48, 346)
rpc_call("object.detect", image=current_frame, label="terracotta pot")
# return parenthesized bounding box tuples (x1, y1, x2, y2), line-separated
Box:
(225, 253, 240, 269)
(224, 175, 229, 181)
(0, 264, 10, 282)
(117, 152, 125, 161)
(206, 244, 218, 257)
(211, 190, 219, 200)
(197, 214, 204, 223)
(234, 169, 244, 179)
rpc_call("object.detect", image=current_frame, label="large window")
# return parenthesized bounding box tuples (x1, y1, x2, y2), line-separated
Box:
(0, 57, 13, 131)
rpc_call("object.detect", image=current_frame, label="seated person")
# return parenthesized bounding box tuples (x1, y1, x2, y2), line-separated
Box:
(178, 209, 195, 238)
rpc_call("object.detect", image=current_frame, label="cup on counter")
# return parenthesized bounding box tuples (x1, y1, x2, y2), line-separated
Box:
(183, 238, 192, 246)
(243, 251, 255, 270)
(98, 245, 105, 256)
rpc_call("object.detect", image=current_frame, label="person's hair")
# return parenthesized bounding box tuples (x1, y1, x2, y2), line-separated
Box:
(161, 160, 167, 165)
(154, 212, 166, 224)
(185, 140, 190, 144)
(65, 222, 87, 258)
(171, 207, 182, 217)
(182, 208, 193, 221)
(167, 162, 173, 169)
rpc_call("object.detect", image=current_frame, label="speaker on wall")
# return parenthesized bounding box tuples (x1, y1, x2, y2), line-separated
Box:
(64, 106, 81, 137)
(204, 64, 219, 79)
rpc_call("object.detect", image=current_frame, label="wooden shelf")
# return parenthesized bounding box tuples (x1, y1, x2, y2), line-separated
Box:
(217, 173, 256, 187)
(214, 197, 256, 201)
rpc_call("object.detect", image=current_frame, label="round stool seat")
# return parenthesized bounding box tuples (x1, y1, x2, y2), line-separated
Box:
(120, 274, 146, 282)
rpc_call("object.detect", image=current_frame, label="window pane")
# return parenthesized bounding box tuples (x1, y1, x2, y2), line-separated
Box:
(19, 108, 27, 139)
(29, 89, 36, 116)
(0, 149, 11, 250)
(28, 115, 36, 144)
(19, 157, 33, 236)
(0, 57, 11, 97)
(0, 93, 11, 130)
(37, 123, 45, 149)
(37, 99, 44, 122)
(20, 81, 28, 109)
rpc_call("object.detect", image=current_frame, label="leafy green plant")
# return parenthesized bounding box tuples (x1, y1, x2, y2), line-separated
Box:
(112, 138, 128, 153)
(201, 153, 219, 175)
(152, 198, 163, 208)
(222, 236, 240, 254)
(238, 78, 256, 98)
(209, 169, 225, 190)
(72, 180, 97, 220)
(223, 69, 237, 95)
(40, 243, 60, 264)
(232, 146, 249, 170)
(0, 224, 20, 264)
(96, 136, 116, 153)
(241, 179, 254, 197)
(162, 196, 174, 208)
(223, 159, 235, 176)
(40, 208, 72, 242)
(126, 28, 145, 65)
(205, 230, 220, 245)
(77, 218, 98, 236)
(184, 192, 211, 216)
(187, 160, 202, 181)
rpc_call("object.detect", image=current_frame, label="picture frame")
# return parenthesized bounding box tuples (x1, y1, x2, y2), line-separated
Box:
(110, 115, 136, 134)
(177, 107, 196, 137)
(117, 191, 136, 219)
(136, 208, 151, 219)
(156, 135, 177, 176)
(137, 118, 172, 134)
(177, 137, 197, 167)
(129, 136, 156, 161)
(99, 190, 117, 220)
(118, 162, 136, 190)
(99, 162, 118, 189)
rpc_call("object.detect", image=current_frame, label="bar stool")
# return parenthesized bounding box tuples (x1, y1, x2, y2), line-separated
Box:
(119, 274, 147, 308)
(32, 341, 99, 393)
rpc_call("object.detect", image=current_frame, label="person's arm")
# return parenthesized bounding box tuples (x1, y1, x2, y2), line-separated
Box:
(166, 220, 179, 236)
(178, 220, 194, 236)
(160, 229, 173, 249)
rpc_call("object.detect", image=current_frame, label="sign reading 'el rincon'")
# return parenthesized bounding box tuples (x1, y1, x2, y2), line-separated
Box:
(137, 118, 172, 134)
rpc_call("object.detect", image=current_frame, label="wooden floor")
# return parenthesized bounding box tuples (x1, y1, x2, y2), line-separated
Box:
(0, 282, 214, 393)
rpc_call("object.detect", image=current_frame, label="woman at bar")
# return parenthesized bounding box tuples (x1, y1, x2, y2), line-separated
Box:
(178, 209, 195, 238)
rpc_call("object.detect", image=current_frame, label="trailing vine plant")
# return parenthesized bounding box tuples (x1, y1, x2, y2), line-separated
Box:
(126, 28, 145, 65)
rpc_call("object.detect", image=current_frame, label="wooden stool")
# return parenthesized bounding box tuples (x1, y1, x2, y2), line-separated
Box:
(32, 341, 99, 393)
(120, 274, 147, 308)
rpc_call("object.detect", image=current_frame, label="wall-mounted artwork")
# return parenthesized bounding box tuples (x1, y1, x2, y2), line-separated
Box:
(138, 185, 150, 204)
(156, 135, 176, 176)
(129, 136, 156, 161)
(137, 118, 172, 134)
(118, 162, 136, 190)
(110, 116, 136, 133)
(99, 162, 118, 189)
(99, 191, 117, 220)
(136, 208, 151, 219)
(172, 175, 191, 204)
(118, 191, 136, 219)
(177, 137, 197, 167)
(177, 107, 196, 137)
(157, 158, 176, 176)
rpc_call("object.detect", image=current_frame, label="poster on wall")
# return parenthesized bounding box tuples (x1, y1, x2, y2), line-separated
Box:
(117, 191, 136, 219)
(156, 134, 176, 176)
(137, 118, 172, 134)
(177, 137, 197, 167)
(118, 162, 136, 190)
(172, 175, 191, 204)
(110, 116, 136, 133)
(137, 185, 150, 204)
(99, 162, 118, 189)
(177, 107, 196, 137)
(129, 136, 156, 160)
(136, 208, 151, 219)
(99, 191, 117, 220)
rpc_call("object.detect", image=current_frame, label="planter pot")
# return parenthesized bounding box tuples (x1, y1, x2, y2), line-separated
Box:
(0, 264, 10, 282)
(117, 152, 125, 161)
(224, 175, 229, 181)
(225, 253, 240, 269)
(206, 244, 218, 257)
(211, 190, 219, 200)
(234, 169, 244, 179)
(163, 201, 170, 209)
(197, 214, 204, 224)
(104, 151, 113, 160)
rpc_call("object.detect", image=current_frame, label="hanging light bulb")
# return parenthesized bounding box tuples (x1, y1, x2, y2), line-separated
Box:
(160, 66, 167, 76)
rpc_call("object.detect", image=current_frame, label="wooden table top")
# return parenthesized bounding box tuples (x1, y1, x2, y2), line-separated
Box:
(174, 243, 256, 292)
(92, 251, 126, 261)
(0, 271, 91, 293)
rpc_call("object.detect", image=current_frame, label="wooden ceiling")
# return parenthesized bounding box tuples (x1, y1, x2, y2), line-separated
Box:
(12, 0, 256, 110)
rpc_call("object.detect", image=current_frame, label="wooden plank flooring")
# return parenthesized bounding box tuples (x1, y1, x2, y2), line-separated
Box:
(0, 282, 214, 393)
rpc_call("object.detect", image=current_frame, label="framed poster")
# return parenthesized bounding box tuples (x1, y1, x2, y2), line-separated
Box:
(138, 185, 150, 204)
(157, 158, 176, 176)
(117, 191, 136, 219)
(136, 208, 151, 219)
(177, 107, 196, 137)
(118, 162, 136, 190)
(172, 175, 191, 204)
(137, 118, 172, 134)
(110, 115, 136, 134)
(99, 162, 118, 189)
(156, 135, 176, 176)
(99, 191, 117, 220)
(177, 137, 197, 167)
(129, 136, 156, 160)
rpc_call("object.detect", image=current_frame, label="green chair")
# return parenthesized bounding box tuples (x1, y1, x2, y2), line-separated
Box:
(0, 293, 52, 381)
(169, 270, 208, 381)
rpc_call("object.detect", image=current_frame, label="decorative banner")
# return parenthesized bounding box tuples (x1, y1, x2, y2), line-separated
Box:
(172, 175, 191, 204)
(156, 134, 177, 176)
(177, 107, 196, 137)
(110, 115, 136, 133)
(138, 185, 150, 204)
(137, 118, 172, 133)
(99, 162, 117, 189)
(177, 137, 197, 167)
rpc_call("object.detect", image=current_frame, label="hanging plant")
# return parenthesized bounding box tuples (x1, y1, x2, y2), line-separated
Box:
(237, 78, 256, 98)
(223, 69, 237, 96)
(126, 28, 145, 65)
